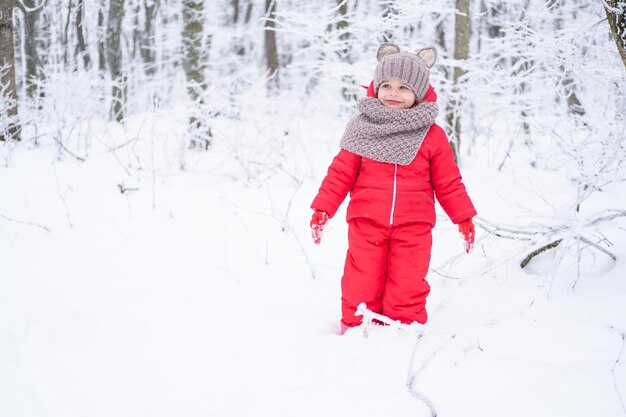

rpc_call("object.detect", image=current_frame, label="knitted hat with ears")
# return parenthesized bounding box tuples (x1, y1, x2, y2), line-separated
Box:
(373, 43, 437, 102)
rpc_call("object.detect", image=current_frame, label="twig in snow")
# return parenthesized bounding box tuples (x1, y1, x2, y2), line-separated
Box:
(208, 265, 240, 284)
(610, 330, 626, 416)
(497, 138, 515, 171)
(406, 331, 460, 417)
(117, 184, 139, 194)
(54, 172, 74, 228)
(0, 213, 50, 232)
(52, 132, 86, 162)
(267, 181, 317, 280)
(353, 304, 437, 414)
(283, 224, 317, 280)
(110, 150, 131, 176)
(281, 179, 302, 229)
(428, 267, 462, 280)
(151, 133, 157, 209)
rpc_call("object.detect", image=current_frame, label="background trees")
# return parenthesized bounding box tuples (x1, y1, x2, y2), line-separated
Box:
(107, 0, 125, 122)
(264, 0, 279, 89)
(0, 0, 623, 178)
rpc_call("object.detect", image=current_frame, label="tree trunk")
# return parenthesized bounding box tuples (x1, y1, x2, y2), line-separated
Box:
(63, 0, 72, 67)
(511, 2, 533, 136)
(38, 5, 51, 81)
(553, 1, 584, 117)
(107, 0, 126, 122)
(98, 0, 106, 71)
(232, 0, 253, 56)
(381, 3, 398, 42)
(485, 1, 504, 39)
(182, 0, 210, 149)
(447, 0, 470, 161)
(511, 55, 532, 135)
(22, 0, 43, 98)
(141, 0, 158, 75)
(0, 0, 20, 141)
(182, 0, 205, 99)
(232, 0, 240, 24)
(75, 0, 91, 70)
(244, 0, 253, 24)
(336, 0, 350, 55)
(336, 0, 354, 100)
(264, 0, 279, 90)
(604, 0, 626, 68)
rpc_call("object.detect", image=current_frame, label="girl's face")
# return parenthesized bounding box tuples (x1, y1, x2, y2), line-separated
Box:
(377, 79, 417, 109)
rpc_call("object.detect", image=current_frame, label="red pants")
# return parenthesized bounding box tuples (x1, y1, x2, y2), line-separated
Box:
(341, 217, 432, 327)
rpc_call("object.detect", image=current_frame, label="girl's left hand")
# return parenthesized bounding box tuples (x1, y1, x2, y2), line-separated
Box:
(458, 218, 475, 253)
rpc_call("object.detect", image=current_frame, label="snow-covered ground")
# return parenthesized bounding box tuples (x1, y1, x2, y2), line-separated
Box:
(1, 108, 625, 417)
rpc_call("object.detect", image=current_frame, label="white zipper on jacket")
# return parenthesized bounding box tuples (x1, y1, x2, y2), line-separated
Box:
(389, 164, 398, 226)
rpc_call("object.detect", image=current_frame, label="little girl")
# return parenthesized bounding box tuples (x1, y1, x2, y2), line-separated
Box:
(310, 43, 477, 334)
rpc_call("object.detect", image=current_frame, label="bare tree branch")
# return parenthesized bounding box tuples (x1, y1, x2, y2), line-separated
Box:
(15, 0, 47, 14)
(578, 236, 617, 261)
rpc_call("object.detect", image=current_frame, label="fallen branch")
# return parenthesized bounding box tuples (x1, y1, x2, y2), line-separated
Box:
(475, 210, 626, 270)
(520, 239, 562, 268)
(578, 236, 617, 261)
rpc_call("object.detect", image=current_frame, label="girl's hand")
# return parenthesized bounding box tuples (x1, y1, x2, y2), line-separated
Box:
(310, 210, 329, 245)
(458, 218, 475, 253)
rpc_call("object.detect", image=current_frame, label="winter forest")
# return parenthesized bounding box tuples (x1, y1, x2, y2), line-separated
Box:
(1, 0, 626, 416)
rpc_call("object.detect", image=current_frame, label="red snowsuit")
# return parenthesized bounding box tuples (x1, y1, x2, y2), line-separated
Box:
(311, 86, 476, 327)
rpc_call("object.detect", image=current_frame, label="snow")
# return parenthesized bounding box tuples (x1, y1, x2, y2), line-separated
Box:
(3, 0, 626, 413)
(2, 106, 625, 417)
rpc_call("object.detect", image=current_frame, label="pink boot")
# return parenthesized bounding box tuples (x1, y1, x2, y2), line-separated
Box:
(339, 321, 351, 335)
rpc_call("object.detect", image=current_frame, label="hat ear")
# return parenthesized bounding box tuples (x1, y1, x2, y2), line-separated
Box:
(417, 46, 437, 68)
(376, 43, 401, 62)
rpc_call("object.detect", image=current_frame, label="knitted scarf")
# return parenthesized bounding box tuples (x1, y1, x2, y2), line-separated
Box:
(340, 97, 439, 165)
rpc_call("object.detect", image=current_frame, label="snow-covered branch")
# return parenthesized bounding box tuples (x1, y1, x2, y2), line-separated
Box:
(476, 208, 626, 269)
(600, 0, 626, 14)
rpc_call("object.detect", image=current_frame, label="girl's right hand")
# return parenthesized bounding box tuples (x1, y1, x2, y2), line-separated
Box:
(310, 210, 329, 244)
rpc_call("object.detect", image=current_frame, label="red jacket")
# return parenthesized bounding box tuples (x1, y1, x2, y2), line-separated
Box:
(311, 87, 476, 227)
